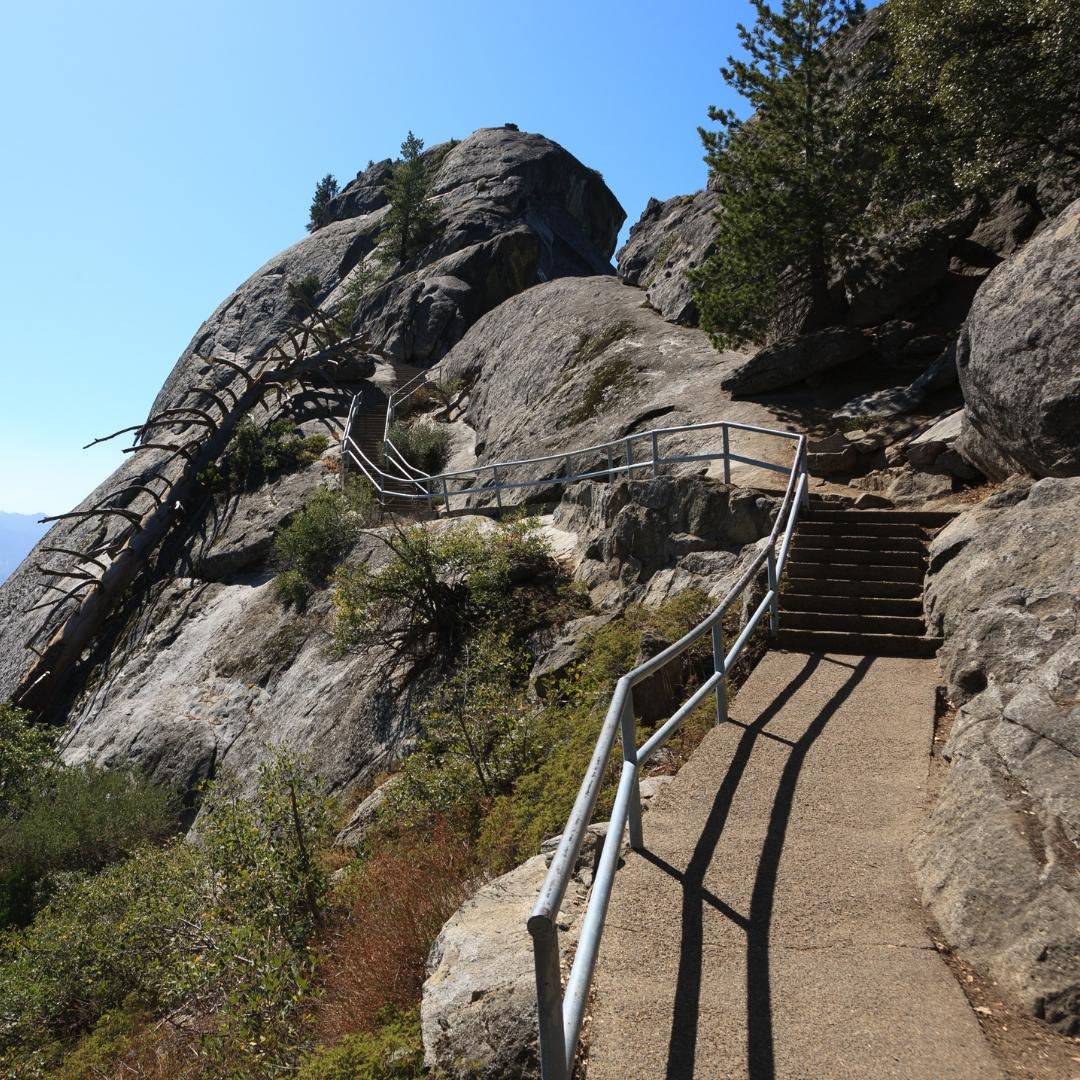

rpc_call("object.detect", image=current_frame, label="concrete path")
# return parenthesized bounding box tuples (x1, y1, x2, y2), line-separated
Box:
(587, 650, 1000, 1080)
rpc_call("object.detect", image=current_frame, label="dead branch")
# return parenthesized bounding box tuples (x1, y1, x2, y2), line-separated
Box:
(27, 580, 94, 613)
(40, 507, 144, 527)
(206, 354, 257, 388)
(122, 441, 199, 464)
(40, 546, 109, 573)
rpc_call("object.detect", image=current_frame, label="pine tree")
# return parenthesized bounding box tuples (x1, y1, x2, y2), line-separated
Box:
(306, 174, 339, 234)
(379, 131, 441, 265)
(691, 0, 866, 348)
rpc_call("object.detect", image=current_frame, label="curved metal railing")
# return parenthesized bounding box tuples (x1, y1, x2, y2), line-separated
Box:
(342, 374, 805, 514)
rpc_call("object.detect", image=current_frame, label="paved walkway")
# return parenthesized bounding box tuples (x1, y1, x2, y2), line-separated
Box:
(587, 650, 1000, 1080)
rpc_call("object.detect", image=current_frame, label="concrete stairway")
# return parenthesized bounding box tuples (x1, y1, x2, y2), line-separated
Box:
(776, 508, 954, 658)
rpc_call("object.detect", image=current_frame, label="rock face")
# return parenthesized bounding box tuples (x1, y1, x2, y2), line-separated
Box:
(554, 475, 778, 609)
(957, 198, 1080, 479)
(152, 127, 625, 419)
(57, 516, 432, 798)
(421, 853, 590, 1079)
(842, 231, 951, 328)
(615, 189, 718, 324)
(917, 477, 1080, 1032)
(437, 275, 806, 504)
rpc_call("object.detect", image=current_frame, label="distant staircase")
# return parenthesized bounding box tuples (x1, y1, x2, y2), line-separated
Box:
(775, 507, 954, 658)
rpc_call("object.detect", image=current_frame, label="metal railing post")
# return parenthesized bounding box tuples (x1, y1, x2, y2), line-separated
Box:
(651, 430, 659, 478)
(711, 622, 728, 725)
(530, 919, 568, 1080)
(441, 476, 451, 513)
(625, 437, 634, 475)
(493, 465, 503, 511)
(766, 545, 780, 637)
(722, 422, 731, 485)
(606, 445, 614, 479)
(620, 695, 644, 851)
(799, 441, 810, 507)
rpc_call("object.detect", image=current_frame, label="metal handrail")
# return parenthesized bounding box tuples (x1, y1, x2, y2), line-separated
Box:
(527, 428, 807, 1080)
(344, 397, 803, 512)
(341, 378, 809, 1078)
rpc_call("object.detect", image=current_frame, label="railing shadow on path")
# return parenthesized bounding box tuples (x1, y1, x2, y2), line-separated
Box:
(639, 653, 874, 1080)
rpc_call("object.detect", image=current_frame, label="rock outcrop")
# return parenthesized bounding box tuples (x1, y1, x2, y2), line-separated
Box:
(0, 127, 625, 711)
(436, 275, 808, 504)
(153, 127, 626, 420)
(57, 510, 433, 798)
(957, 198, 1080, 479)
(421, 852, 590, 1079)
(615, 189, 718, 324)
(554, 475, 778, 609)
(917, 477, 1080, 1033)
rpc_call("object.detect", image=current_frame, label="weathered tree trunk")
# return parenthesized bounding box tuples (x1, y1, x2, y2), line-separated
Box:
(13, 335, 365, 715)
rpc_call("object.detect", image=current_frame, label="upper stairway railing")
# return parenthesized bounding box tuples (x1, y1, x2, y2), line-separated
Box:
(340, 375, 808, 1080)
(341, 372, 807, 513)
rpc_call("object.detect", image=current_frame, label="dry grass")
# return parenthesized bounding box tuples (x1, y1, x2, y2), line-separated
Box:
(313, 820, 477, 1044)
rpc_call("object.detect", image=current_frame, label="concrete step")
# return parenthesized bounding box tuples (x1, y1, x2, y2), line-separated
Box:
(797, 520, 929, 541)
(788, 547, 926, 569)
(780, 593, 924, 618)
(782, 576, 923, 600)
(785, 561, 926, 584)
(800, 509, 956, 528)
(792, 533, 926, 554)
(775, 629, 944, 658)
(781, 611, 927, 636)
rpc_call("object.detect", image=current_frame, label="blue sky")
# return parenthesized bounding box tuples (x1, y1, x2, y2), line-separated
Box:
(0, 0, 766, 513)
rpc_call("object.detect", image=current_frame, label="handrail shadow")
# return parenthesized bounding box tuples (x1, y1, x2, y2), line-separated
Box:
(642, 652, 874, 1080)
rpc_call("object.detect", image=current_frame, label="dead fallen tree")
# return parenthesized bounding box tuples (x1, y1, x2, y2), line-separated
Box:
(14, 324, 376, 715)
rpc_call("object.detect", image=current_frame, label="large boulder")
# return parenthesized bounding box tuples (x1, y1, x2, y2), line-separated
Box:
(916, 477, 1080, 1032)
(436, 275, 806, 507)
(957, 198, 1080, 478)
(152, 127, 626, 419)
(421, 852, 590, 1079)
(616, 189, 718, 324)
(0, 127, 625, 710)
(553, 475, 778, 609)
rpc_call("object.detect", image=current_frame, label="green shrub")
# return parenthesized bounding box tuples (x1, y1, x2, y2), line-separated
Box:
(297, 1008, 424, 1080)
(476, 590, 714, 873)
(49, 1001, 150, 1080)
(307, 175, 339, 234)
(222, 417, 329, 491)
(273, 482, 378, 605)
(274, 567, 312, 609)
(385, 419, 451, 475)
(0, 702, 53, 817)
(331, 260, 384, 339)
(0, 752, 332, 1076)
(332, 517, 549, 653)
(386, 631, 544, 830)
(0, 765, 180, 927)
(0, 841, 203, 1068)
